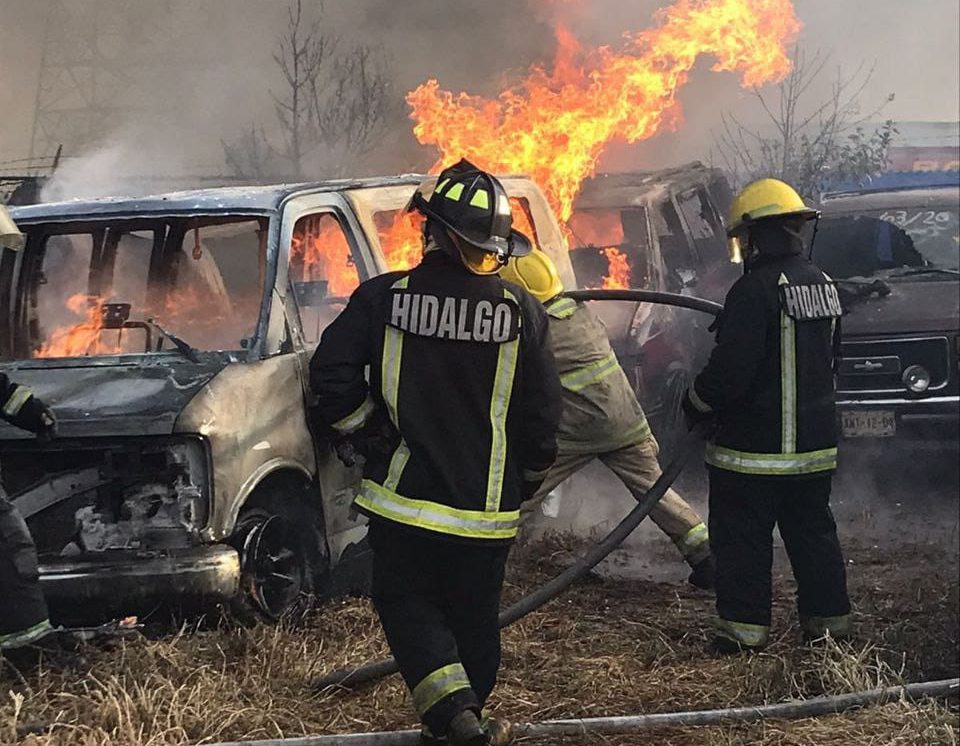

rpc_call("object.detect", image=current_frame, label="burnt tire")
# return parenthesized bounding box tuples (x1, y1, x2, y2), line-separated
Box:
(229, 484, 328, 623)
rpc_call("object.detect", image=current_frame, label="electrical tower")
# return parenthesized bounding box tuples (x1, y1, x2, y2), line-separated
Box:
(28, 0, 173, 162)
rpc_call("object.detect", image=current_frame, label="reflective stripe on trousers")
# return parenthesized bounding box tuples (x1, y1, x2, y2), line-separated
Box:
(705, 445, 838, 476)
(714, 618, 769, 648)
(673, 522, 709, 559)
(0, 619, 53, 650)
(356, 480, 521, 541)
(801, 614, 852, 639)
(412, 663, 473, 717)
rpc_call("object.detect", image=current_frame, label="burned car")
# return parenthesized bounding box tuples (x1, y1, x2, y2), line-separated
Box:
(565, 162, 738, 448)
(1, 175, 571, 621)
(815, 179, 959, 444)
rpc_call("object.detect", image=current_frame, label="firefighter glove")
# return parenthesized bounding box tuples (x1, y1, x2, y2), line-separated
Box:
(681, 388, 714, 433)
(9, 395, 57, 440)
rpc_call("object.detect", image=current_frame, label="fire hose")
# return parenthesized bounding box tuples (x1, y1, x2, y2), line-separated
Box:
(311, 289, 721, 691)
(197, 679, 959, 746)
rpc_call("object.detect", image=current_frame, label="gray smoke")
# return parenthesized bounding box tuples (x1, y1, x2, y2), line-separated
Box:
(2, 0, 956, 200)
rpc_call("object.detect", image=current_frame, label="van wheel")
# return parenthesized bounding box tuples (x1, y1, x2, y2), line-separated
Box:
(230, 486, 327, 622)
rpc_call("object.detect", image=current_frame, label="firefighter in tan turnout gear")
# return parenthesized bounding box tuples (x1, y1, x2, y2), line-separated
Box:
(500, 249, 715, 589)
(0, 206, 59, 661)
(683, 178, 851, 653)
(311, 160, 561, 746)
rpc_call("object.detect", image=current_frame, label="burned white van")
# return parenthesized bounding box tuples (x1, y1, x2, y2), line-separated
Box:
(1, 176, 571, 620)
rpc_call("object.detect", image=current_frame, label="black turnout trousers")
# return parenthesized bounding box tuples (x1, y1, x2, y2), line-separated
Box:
(709, 469, 851, 635)
(0, 492, 50, 642)
(368, 520, 509, 735)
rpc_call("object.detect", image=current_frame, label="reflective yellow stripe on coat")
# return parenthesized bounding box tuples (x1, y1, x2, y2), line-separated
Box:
(559, 349, 620, 392)
(355, 480, 521, 540)
(705, 444, 838, 475)
(485, 288, 520, 510)
(2, 386, 32, 417)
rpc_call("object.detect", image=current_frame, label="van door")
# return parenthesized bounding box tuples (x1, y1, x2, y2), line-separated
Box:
(274, 193, 377, 564)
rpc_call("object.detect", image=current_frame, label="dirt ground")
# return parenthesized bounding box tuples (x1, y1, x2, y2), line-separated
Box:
(3, 451, 958, 746)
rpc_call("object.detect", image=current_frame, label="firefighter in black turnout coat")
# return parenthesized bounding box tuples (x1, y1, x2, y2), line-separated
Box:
(311, 160, 561, 745)
(684, 178, 851, 653)
(0, 207, 59, 658)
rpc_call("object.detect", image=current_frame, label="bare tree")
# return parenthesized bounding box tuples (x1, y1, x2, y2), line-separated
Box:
(223, 0, 398, 181)
(714, 46, 897, 200)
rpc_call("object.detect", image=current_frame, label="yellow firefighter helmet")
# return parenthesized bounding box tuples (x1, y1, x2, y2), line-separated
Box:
(499, 248, 564, 304)
(0, 205, 25, 251)
(726, 178, 819, 263)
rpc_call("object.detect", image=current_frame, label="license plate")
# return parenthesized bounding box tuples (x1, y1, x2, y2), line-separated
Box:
(841, 410, 896, 438)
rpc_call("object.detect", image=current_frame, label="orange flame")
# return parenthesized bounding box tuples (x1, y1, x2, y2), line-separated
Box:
(408, 0, 799, 222)
(35, 295, 123, 358)
(377, 210, 425, 271)
(407, 0, 799, 284)
(291, 214, 359, 297)
(602, 248, 631, 289)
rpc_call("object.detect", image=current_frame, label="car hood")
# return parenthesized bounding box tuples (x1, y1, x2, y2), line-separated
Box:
(841, 278, 960, 337)
(0, 358, 228, 439)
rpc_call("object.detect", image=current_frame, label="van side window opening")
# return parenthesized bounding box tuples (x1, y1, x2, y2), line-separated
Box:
(374, 209, 425, 272)
(20, 216, 268, 359)
(289, 213, 359, 344)
(567, 207, 651, 289)
(508, 197, 542, 251)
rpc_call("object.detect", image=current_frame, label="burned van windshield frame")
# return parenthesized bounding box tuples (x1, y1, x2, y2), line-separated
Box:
(5, 215, 271, 361)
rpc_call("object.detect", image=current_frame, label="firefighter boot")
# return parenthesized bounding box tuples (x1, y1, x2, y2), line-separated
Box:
(688, 555, 716, 591)
(481, 714, 512, 745)
(447, 709, 488, 746)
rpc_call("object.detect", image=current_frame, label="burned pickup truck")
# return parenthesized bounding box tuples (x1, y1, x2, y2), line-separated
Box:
(2, 175, 572, 620)
(565, 162, 738, 449)
(814, 177, 960, 445)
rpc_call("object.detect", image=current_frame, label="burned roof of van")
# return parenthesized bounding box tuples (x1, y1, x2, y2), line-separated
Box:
(574, 161, 726, 209)
(8, 175, 427, 222)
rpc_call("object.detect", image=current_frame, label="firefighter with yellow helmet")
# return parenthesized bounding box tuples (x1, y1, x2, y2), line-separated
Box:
(683, 178, 851, 653)
(500, 249, 715, 589)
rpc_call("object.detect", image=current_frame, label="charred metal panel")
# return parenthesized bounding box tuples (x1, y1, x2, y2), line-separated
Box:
(0, 361, 226, 439)
(174, 354, 317, 540)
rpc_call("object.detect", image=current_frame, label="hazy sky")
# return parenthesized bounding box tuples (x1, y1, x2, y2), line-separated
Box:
(1, 0, 957, 185)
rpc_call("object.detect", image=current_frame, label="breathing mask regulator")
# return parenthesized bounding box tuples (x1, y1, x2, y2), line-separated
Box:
(409, 158, 533, 275)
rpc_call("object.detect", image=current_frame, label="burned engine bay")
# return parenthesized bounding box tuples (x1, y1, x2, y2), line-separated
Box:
(4, 437, 209, 558)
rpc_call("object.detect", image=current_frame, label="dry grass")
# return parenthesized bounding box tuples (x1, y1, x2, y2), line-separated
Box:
(3, 535, 957, 746)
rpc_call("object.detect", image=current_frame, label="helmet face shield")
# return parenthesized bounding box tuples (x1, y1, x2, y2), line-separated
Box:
(727, 234, 745, 264)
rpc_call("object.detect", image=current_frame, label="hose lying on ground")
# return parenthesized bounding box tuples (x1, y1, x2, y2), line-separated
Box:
(311, 290, 722, 692)
(202, 678, 959, 746)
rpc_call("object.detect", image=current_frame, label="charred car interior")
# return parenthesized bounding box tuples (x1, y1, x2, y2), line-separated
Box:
(564, 162, 738, 450)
